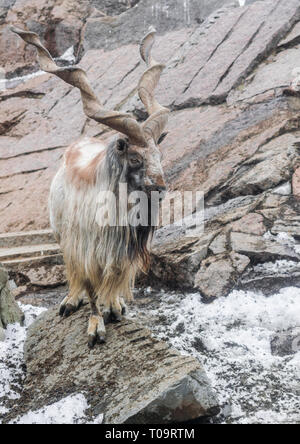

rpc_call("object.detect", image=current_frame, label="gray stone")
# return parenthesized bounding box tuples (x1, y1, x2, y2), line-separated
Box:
(209, 234, 227, 254)
(205, 196, 258, 222)
(230, 232, 300, 262)
(228, 46, 300, 105)
(0, 265, 24, 337)
(0, 326, 5, 341)
(149, 233, 212, 289)
(195, 255, 236, 299)
(230, 252, 250, 274)
(224, 134, 298, 198)
(279, 21, 300, 48)
(239, 259, 300, 295)
(230, 213, 266, 236)
(19, 304, 219, 424)
(271, 216, 300, 238)
(271, 328, 300, 357)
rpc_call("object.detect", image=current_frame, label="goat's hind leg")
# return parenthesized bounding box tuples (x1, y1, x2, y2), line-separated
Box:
(85, 282, 106, 349)
(59, 288, 84, 317)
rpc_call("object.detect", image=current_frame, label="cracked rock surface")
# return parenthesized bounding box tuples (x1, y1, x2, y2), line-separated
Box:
(1, 0, 300, 298)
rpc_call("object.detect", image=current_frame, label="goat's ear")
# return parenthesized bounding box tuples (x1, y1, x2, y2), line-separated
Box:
(115, 138, 128, 154)
(157, 132, 168, 145)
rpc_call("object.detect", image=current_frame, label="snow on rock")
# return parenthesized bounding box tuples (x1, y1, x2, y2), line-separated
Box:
(0, 304, 46, 422)
(131, 287, 300, 424)
(0, 70, 45, 91)
(265, 231, 300, 255)
(57, 46, 76, 64)
(0, 304, 103, 424)
(9, 394, 103, 425)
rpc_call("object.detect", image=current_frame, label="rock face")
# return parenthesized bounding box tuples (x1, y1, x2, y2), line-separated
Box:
(1, 0, 300, 298)
(0, 0, 236, 76)
(18, 304, 219, 424)
(90, 0, 141, 16)
(0, 265, 24, 340)
(83, 0, 236, 52)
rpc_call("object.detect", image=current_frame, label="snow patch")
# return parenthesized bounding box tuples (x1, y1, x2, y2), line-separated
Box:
(131, 287, 300, 424)
(58, 46, 75, 64)
(264, 231, 300, 255)
(0, 70, 45, 91)
(0, 304, 46, 414)
(9, 394, 103, 425)
(0, 304, 103, 424)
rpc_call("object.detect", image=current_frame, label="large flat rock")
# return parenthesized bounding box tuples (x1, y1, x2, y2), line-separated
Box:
(20, 304, 219, 424)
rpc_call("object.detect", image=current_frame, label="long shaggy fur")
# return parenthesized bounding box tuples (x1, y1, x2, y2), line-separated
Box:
(49, 141, 154, 307)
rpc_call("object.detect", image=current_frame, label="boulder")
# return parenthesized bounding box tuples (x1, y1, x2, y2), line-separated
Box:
(18, 304, 219, 424)
(230, 213, 266, 236)
(194, 255, 236, 299)
(230, 232, 300, 263)
(271, 327, 300, 357)
(239, 257, 300, 295)
(0, 265, 24, 340)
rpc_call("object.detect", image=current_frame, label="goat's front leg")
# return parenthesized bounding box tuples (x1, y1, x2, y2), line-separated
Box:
(85, 282, 106, 349)
(103, 296, 127, 324)
(59, 289, 84, 317)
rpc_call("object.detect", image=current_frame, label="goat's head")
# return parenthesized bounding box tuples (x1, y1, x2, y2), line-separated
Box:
(11, 26, 169, 198)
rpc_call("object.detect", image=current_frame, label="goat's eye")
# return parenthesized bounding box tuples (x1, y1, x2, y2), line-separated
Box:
(129, 157, 142, 168)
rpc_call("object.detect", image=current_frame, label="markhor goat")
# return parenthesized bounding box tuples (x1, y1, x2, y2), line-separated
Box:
(12, 26, 170, 348)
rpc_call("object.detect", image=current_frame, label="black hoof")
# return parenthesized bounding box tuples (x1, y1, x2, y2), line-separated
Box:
(59, 300, 83, 318)
(110, 308, 122, 322)
(59, 305, 66, 317)
(88, 335, 97, 349)
(97, 335, 106, 344)
(103, 310, 112, 325)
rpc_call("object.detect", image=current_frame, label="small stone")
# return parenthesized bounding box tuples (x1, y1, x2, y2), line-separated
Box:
(0, 266, 24, 329)
(231, 213, 266, 236)
(292, 168, 300, 198)
(230, 232, 300, 262)
(209, 234, 227, 254)
(271, 328, 300, 356)
(230, 252, 250, 274)
(0, 326, 5, 342)
(195, 256, 235, 299)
